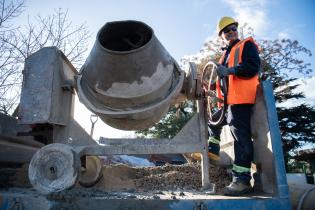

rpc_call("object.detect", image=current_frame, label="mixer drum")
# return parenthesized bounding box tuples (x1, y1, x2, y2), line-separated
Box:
(76, 20, 184, 130)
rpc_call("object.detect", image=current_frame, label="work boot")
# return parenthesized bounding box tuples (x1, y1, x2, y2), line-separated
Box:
(223, 180, 252, 196)
(208, 137, 220, 161)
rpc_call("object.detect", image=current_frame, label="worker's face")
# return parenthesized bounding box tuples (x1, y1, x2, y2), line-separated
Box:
(221, 24, 238, 44)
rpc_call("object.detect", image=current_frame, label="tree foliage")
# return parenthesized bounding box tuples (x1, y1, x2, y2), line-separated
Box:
(0, 0, 90, 114)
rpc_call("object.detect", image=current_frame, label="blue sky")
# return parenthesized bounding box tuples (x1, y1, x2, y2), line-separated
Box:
(17, 0, 315, 63)
(15, 0, 315, 137)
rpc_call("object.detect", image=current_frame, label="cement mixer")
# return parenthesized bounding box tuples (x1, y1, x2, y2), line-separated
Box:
(0, 20, 296, 209)
(76, 20, 185, 130)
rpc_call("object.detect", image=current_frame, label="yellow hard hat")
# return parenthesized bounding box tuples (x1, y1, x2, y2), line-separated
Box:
(217, 17, 238, 36)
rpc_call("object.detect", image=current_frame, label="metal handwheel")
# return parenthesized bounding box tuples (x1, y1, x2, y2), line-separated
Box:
(201, 61, 228, 126)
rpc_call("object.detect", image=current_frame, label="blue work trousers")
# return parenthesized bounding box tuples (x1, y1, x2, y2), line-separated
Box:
(208, 104, 254, 183)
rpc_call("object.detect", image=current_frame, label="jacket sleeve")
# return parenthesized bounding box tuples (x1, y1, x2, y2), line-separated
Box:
(234, 41, 261, 78)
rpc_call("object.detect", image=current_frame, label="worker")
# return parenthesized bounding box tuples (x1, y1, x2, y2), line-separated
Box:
(208, 17, 261, 196)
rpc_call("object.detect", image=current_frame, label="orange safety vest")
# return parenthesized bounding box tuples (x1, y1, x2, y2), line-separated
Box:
(216, 37, 259, 105)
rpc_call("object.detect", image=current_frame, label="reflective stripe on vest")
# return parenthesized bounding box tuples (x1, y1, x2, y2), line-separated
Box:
(218, 37, 259, 105)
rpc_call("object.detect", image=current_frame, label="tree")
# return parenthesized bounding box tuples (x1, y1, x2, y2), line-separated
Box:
(137, 24, 315, 172)
(0, 0, 25, 114)
(258, 38, 315, 171)
(0, 0, 90, 114)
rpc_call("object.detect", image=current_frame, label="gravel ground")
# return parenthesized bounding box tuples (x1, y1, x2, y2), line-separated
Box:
(94, 162, 232, 194)
(134, 163, 232, 194)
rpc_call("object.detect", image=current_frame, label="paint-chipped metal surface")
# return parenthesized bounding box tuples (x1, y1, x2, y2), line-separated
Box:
(0, 188, 291, 210)
(19, 47, 77, 125)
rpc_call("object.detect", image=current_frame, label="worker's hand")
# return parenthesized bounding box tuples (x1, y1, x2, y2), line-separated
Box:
(216, 65, 235, 78)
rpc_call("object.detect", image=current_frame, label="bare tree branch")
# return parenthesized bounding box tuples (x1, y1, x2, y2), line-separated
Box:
(0, 2, 90, 114)
(0, 0, 24, 29)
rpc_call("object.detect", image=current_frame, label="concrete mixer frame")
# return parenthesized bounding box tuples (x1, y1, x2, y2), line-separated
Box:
(18, 47, 213, 190)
